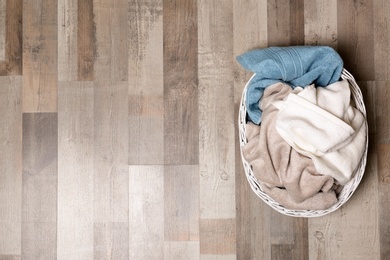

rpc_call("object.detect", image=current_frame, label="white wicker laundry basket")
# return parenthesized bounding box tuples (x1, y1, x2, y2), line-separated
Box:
(238, 69, 368, 217)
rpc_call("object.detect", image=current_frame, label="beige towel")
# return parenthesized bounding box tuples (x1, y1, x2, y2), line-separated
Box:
(242, 82, 338, 210)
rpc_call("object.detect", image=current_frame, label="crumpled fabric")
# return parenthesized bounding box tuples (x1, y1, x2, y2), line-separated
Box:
(242, 82, 339, 210)
(237, 46, 343, 124)
(274, 79, 366, 185)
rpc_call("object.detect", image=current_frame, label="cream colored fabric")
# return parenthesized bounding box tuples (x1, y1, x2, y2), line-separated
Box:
(274, 80, 366, 185)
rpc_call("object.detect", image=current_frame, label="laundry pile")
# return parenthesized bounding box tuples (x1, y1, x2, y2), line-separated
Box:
(237, 46, 367, 210)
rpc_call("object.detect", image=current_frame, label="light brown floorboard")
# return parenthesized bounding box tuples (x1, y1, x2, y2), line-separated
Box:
(0, 77, 22, 256)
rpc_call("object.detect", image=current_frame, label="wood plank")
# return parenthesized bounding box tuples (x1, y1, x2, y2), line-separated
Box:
(57, 81, 94, 260)
(235, 129, 272, 260)
(22, 113, 57, 259)
(270, 211, 295, 245)
(93, 0, 128, 81)
(198, 0, 235, 219)
(373, 0, 390, 80)
(337, 0, 375, 81)
(164, 242, 200, 260)
(128, 94, 164, 164)
(129, 166, 164, 260)
(200, 255, 236, 260)
(376, 81, 390, 259)
(0, 256, 21, 260)
(94, 222, 129, 259)
(308, 152, 380, 260)
(128, 0, 164, 165)
(271, 216, 308, 260)
(378, 181, 390, 259)
(199, 219, 236, 255)
(0, 76, 22, 256)
(77, 0, 95, 81)
(233, 0, 268, 104)
(0, 0, 5, 60)
(304, 0, 337, 48)
(58, 0, 78, 81)
(376, 81, 390, 144)
(21, 223, 57, 259)
(94, 82, 128, 223)
(163, 0, 198, 165)
(358, 81, 376, 154)
(232, 0, 268, 83)
(233, 1, 270, 259)
(164, 165, 199, 241)
(93, 81, 129, 257)
(289, 0, 304, 45)
(23, 0, 57, 112)
(267, 0, 290, 46)
(267, 0, 304, 46)
(233, 0, 268, 105)
(0, 0, 22, 76)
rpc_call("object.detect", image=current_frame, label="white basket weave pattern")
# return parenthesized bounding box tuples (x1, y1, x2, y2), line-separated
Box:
(238, 69, 368, 217)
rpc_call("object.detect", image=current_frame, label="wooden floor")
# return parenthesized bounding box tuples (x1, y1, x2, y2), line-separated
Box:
(0, 0, 389, 259)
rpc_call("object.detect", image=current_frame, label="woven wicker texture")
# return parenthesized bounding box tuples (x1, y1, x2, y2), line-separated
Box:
(238, 69, 368, 217)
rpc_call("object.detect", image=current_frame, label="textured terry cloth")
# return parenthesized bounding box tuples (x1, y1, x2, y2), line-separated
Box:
(275, 80, 366, 185)
(242, 82, 338, 210)
(236, 46, 344, 124)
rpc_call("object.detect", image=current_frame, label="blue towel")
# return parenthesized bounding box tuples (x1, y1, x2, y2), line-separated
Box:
(236, 46, 344, 124)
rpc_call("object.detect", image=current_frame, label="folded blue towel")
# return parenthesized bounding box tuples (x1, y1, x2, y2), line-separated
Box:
(237, 46, 344, 124)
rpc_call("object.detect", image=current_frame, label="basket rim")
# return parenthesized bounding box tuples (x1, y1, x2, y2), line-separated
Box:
(238, 69, 369, 217)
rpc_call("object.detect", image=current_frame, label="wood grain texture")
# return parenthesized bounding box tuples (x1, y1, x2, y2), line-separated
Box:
(308, 152, 380, 260)
(377, 144, 390, 183)
(199, 219, 236, 255)
(376, 81, 390, 260)
(164, 165, 199, 241)
(128, 94, 164, 164)
(235, 100, 271, 260)
(0, 256, 21, 260)
(94, 222, 129, 259)
(198, 0, 235, 220)
(93, 82, 129, 257)
(375, 81, 390, 145)
(0, 0, 6, 60)
(128, 0, 164, 165)
(163, 0, 199, 165)
(358, 81, 376, 155)
(23, 0, 57, 112)
(22, 113, 57, 259)
(57, 81, 94, 260)
(164, 241, 200, 260)
(0, 77, 22, 256)
(271, 216, 308, 260)
(129, 166, 164, 260)
(94, 82, 128, 222)
(289, 0, 304, 45)
(232, 0, 268, 102)
(373, 0, 390, 80)
(233, 1, 270, 259)
(267, 0, 304, 46)
(77, 0, 95, 81)
(21, 223, 57, 259)
(304, 0, 337, 48)
(200, 255, 236, 260)
(0, 0, 22, 76)
(58, 0, 77, 81)
(337, 0, 375, 81)
(267, 0, 290, 46)
(378, 181, 390, 260)
(94, 0, 128, 81)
